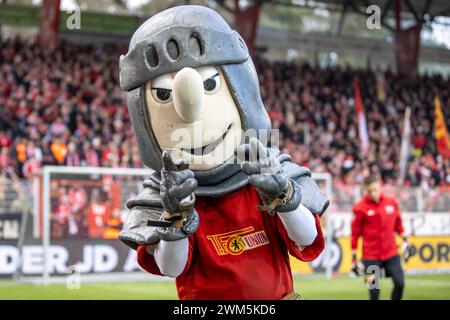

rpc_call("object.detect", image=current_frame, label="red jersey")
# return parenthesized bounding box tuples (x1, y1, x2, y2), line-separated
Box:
(137, 184, 324, 300)
(351, 193, 404, 260)
(88, 203, 110, 238)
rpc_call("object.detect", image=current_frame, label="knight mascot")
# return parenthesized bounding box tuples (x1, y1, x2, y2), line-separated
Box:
(118, 5, 329, 300)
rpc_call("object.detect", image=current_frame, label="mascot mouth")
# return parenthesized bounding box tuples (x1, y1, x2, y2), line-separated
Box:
(182, 124, 232, 155)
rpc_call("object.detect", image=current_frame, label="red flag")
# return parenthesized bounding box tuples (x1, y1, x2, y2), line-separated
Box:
(234, 2, 261, 55)
(434, 96, 450, 159)
(353, 78, 369, 155)
(395, 25, 421, 78)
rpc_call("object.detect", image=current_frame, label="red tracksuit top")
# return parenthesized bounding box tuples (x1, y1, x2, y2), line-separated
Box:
(351, 193, 404, 261)
(137, 184, 324, 300)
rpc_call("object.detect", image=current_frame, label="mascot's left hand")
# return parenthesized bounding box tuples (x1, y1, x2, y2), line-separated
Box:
(238, 137, 302, 214)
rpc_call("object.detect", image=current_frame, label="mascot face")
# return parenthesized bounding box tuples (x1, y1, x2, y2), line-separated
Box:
(145, 66, 243, 171)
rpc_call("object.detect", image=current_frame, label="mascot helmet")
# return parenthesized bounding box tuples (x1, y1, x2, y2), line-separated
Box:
(119, 5, 271, 185)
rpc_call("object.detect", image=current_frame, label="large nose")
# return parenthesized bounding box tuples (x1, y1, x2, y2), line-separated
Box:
(172, 67, 203, 122)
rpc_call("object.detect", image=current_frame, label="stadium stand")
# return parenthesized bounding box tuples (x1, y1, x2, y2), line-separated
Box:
(1, 37, 449, 190)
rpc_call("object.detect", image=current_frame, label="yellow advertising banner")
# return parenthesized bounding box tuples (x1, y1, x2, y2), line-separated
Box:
(402, 236, 450, 270)
(291, 236, 450, 274)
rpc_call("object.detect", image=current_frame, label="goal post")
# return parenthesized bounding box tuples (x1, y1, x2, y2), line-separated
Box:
(40, 165, 153, 285)
(311, 172, 333, 280)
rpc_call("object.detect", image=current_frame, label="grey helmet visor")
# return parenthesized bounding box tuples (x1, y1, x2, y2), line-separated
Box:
(119, 25, 249, 92)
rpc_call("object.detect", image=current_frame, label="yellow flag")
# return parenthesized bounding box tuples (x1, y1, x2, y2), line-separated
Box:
(434, 96, 450, 159)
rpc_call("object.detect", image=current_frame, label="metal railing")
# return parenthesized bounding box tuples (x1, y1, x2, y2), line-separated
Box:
(1, 178, 448, 215)
(331, 184, 450, 214)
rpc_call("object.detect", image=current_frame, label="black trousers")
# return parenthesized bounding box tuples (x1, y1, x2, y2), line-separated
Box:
(363, 255, 405, 300)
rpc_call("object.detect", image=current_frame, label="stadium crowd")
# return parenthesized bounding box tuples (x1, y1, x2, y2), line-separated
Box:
(1, 37, 449, 190)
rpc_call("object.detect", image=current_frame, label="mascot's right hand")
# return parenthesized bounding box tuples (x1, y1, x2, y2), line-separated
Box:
(160, 151, 197, 218)
(157, 151, 199, 241)
(118, 151, 199, 249)
(119, 204, 162, 249)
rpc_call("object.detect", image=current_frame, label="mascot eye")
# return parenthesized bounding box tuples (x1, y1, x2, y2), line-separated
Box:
(203, 73, 220, 95)
(152, 88, 172, 103)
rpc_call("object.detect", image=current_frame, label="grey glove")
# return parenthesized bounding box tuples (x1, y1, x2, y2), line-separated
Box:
(118, 151, 200, 249)
(160, 151, 197, 218)
(119, 187, 164, 249)
(157, 150, 199, 241)
(238, 137, 302, 214)
(119, 211, 160, 249)
(119, 193, 200, 248)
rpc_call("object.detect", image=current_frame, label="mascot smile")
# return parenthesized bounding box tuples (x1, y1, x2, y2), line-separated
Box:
(119, 5, 329, 300)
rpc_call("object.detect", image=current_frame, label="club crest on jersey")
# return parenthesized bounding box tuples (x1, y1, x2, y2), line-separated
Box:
(207, 227, 270, 256)
(385, 205, 395, 214)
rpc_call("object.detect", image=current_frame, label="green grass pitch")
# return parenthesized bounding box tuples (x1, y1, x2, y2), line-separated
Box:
(1, 274, 449, 300)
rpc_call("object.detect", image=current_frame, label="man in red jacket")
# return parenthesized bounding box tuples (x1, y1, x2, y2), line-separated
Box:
(351, 175, 409, 300)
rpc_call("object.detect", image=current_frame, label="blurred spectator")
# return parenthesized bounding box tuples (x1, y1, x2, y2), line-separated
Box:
(254, 58, 450, 188)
